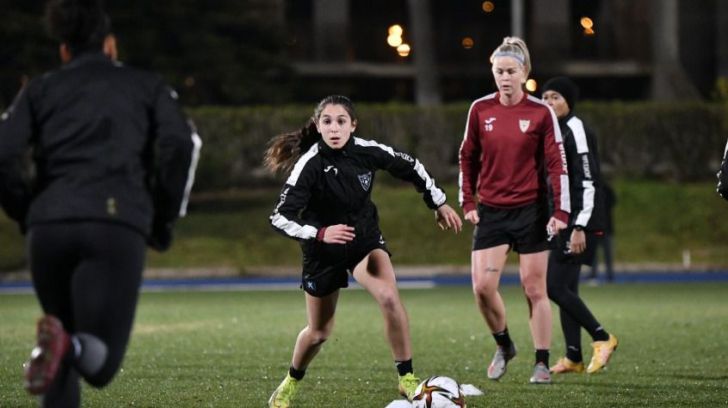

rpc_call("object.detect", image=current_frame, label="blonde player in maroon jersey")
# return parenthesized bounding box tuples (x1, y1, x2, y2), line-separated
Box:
(458, 37, 570, 384)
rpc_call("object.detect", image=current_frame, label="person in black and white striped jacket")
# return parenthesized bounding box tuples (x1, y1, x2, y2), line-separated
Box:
(541, 77, 618, 377)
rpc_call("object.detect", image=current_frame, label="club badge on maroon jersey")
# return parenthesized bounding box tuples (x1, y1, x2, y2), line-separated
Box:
(519, 119, 531, 133)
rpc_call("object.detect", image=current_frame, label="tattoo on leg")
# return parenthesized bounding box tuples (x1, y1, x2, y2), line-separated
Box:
(485, 267, 500, 273)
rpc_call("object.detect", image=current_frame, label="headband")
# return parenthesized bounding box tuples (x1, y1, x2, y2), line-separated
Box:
(492, 50, 525, 65)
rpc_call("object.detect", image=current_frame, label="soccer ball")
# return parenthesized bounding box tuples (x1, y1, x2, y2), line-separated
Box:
(411, 376, 466, 408)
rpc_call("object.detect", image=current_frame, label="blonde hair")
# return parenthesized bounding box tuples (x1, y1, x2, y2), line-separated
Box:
(489, 36, 531, 77)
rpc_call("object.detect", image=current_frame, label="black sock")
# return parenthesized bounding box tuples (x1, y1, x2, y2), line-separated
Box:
(535, 349, 550, 366)
(289, 366, 305, 381)
(592, 326, 610, 342)
(395, 359, 413, 376)
(565, 345, 582, 363)
(492, 328, 512, 348)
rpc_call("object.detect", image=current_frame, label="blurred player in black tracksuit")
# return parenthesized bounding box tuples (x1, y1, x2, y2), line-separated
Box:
(541, 77, 618, 376)
(0, 0, 201, 405)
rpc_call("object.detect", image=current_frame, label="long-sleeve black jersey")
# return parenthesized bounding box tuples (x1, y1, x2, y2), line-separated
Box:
(270, 137, 447, 241)
(0, 52, 201, 236)
(717, 138, 728, 201)
(559, 113, 605, 231)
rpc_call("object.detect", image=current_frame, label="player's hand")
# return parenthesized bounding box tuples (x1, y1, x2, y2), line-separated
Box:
(569, 229, 587, 254)
(546, 216, 567, 239)
(322, 224, 356, 244)
(464, 209, 479, 225)
(436, 204, 462, 233)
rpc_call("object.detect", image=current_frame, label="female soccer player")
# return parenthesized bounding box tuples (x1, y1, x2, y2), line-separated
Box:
(541, 76, 618, 375)
(0, 0, 200, 405)
(458, 37, 570, 384)
(265, 95, 462, 407)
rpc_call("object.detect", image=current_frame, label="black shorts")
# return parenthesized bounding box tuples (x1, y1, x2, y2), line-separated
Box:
(472, 202, 549, 254)
(300, 230, 390, 297)
(550, 227, 600, 266)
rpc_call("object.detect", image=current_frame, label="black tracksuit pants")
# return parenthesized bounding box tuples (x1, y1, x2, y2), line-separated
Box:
(546, 253, 603, 361)
(28, 222, 146, 408)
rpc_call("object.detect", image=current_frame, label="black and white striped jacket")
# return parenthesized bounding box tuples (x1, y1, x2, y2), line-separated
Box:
(717, 138, 728, 201)
(270, 136, 447, 241)
(0, 52, 201, 237)
(559, 113, 605, 232)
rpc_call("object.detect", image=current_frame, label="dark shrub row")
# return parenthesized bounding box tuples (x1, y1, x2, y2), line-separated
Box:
(189, 102, 728, 191)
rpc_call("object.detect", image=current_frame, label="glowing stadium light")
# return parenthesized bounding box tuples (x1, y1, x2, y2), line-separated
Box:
(387, 34, 403, 47)
(526, 78, 537, 92)
(462, 37, 474, 49)
(397, 43, 411, 57)
(388, 24, 403, 37)
(482, 1, 495, 13)
(580, 16, 596, 36)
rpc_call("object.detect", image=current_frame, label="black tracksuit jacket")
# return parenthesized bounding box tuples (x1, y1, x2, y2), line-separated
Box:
(549, 112, 606, 264)
(270, 136, 447, 243)
(0, 52, 201, 241)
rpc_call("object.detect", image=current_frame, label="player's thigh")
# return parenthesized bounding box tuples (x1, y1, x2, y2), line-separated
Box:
(71, 223, 146, 344)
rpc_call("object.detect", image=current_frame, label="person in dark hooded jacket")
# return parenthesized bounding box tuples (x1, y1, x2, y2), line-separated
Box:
(541, 76, 618, 376)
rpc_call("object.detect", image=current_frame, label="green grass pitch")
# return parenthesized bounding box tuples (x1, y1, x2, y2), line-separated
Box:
(2, 283, 727, 407)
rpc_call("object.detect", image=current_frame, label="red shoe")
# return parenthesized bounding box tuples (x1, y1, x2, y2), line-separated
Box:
(24, 315, 71, 395)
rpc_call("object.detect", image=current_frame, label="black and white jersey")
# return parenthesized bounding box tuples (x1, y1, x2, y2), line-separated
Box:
(560, 113, 605, 231)
(0, 52, 201, 235)
(717, 138, 728, 201)
(270, 136, 447, 241)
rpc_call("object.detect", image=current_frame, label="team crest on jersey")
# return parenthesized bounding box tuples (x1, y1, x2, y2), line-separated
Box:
(519, 119, 531, 133)
(358, 171, 372, 191)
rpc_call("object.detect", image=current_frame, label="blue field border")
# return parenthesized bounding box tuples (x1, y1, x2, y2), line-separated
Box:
(2, 270, 728, 294)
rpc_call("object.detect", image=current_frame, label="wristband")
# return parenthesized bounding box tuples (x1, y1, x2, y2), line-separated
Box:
(573, 225, 584, 232)
(316, 227, 327, 242)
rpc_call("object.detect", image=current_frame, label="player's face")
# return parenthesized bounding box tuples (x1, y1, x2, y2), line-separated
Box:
(542, 90, 570, 118)
(317, 104, 356, 149)
(491, 57, 526, 97)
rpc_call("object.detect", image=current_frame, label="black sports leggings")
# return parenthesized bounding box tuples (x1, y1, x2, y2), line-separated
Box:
(28, 222, 146, 408)
(546, 253, 602, 359)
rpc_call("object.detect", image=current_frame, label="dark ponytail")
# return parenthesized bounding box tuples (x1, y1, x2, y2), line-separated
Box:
(264, 95, 357, 175)
(45, 0, 111, 54)
(264, 121, 321, 174)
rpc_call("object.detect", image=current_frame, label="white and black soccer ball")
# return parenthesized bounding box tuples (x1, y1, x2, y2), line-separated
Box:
(411, 376, 466, 408)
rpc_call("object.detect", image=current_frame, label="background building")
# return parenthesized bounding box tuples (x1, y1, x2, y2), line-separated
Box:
(283, 0, 728, 104)
(1, 0, 726, 106)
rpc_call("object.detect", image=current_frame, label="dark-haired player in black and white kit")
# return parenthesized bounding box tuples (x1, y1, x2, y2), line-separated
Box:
(264, 95, 462, 407)
(459, 37, 570, 385)
(717, 138, 728, 200)
(0, 1, 200, 406)
(541, 76, 618, 376)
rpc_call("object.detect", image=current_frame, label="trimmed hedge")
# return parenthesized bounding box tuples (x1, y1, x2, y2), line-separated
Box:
(188, 102, 728, 191)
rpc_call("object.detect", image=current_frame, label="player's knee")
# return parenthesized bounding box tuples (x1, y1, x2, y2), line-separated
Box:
(472, 280, 496, 299)
(546, 282, 564, 303)
(307, 328, 331, 346)
(376, 290, 400, 313)
(522, 283, 547, 302)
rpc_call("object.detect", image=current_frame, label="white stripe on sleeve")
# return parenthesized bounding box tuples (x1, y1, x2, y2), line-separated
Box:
(178, 130, 202, 217)
(270, 213, 318, 240)
(575, 180, 595, 226)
